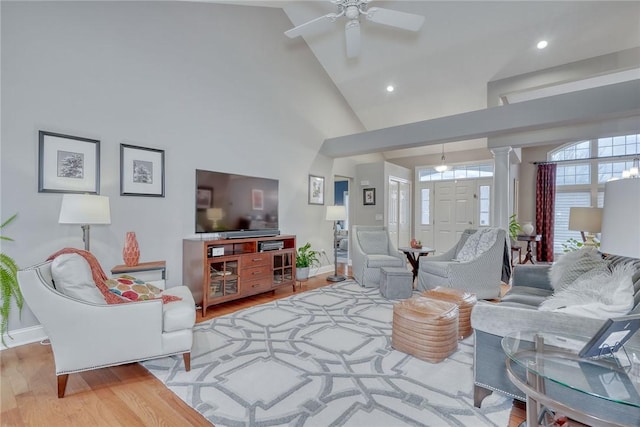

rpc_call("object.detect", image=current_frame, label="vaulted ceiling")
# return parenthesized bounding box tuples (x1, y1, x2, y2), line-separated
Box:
(217, 1, 640, 159)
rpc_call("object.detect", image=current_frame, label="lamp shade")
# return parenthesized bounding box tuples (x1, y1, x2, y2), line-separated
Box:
(326, 205, 346, 221)
(600, 179, 640, 258)
(59, 194, 111, 225)
(568, 207, 602, 233)
(206, 208, 224, 221)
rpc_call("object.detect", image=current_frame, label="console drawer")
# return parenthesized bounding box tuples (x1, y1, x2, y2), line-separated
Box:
(242, 279, 272, 296)
(242, 265, 270, 280)
(242, 253, 270, 268)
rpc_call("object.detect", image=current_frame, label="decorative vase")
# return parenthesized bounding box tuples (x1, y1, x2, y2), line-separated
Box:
(521, 222, 535, 236)
(122, 231, 140, 267)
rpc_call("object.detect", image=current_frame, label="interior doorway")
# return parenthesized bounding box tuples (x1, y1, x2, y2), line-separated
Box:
(334, 177, 350, 265)
(388, 176, 411, 249)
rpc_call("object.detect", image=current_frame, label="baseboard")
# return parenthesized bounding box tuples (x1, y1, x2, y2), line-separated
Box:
(0, 325, 48, 350)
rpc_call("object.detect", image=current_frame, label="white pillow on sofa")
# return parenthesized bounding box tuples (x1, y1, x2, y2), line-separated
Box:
(548, 248, 609, 291)
(539, 262, 635, 319)
(51, 253, 106, 304)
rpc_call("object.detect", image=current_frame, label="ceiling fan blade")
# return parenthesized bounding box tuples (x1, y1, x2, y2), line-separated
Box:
(285, 13, 339, 38)
(345, 20, 361, 58)
(365, 7, 425, 31)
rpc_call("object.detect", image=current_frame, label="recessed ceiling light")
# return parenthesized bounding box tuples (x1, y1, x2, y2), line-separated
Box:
(386, 85, 395, 93)
(537, 40, 548, 50)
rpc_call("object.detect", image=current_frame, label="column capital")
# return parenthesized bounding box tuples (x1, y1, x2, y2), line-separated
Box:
(491, 146, 513, 157)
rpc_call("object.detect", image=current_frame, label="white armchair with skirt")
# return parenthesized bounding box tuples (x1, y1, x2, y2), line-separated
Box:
(351, 225, 405, 288)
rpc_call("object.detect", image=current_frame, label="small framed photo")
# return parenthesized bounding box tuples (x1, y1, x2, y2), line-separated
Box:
(308, 175, 325, 205)
(120, 144, 165, 197)
(252, 189, 264, 210)
(363, 188, 376, 205)
(579, 314, 640, 358)
(196, 187, 213, 209)
(38, 131, 100, 194)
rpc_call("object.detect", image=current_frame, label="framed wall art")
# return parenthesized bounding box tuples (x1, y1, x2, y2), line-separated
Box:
(252, 189, 264, 210)
(38, 131, 100, 194)
(308, 175, 325, 205)
(196, 187, 213, 209)
(363, 188, 376, 205)
(120, 144, 165, 197)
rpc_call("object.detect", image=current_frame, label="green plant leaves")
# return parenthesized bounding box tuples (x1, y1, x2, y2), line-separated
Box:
(1, 213, 22, 347)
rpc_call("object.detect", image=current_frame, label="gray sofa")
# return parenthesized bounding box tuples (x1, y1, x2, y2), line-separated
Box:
(471, 254, 640, 425)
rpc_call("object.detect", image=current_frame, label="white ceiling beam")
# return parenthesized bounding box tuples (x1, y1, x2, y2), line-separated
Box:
(320, 80, 640, 158)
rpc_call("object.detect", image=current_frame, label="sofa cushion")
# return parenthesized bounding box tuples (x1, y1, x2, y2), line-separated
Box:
(539, 262, 635, 319)
(366, 254, 404, 268)
(51, 253, 106, 304)
(549, 248, 609, 291)
(161, 286, 196, 332)
(358, 231, 389, 254)
(501, 286, 553, 306)
(456, 228, 499, 262)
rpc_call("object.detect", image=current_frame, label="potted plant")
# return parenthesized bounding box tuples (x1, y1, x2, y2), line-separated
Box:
(508, 214, 523, 241)
(1, 214, 23, 347)
(296, 242, 320, 281)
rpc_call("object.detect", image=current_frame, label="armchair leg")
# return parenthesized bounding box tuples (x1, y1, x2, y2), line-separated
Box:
(57, 374, 69, 398)
(473, 384, 493, 408)
(183, 352, 191, 371)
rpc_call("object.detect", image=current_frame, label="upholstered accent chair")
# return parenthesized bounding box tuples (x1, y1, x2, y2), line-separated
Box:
(417, 228, 507, 300)
(17, 259, 195, 397)
(351, 225, 405, 288)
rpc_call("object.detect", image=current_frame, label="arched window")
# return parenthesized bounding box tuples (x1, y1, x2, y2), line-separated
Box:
(549, 134, 639, 254)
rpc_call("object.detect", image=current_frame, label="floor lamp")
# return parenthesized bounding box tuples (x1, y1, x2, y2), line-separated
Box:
(59, 194, 111, 251)
(326, 205, 346, 282)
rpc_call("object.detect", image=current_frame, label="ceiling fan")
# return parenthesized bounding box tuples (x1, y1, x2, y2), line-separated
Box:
(284, 0, 425, 58)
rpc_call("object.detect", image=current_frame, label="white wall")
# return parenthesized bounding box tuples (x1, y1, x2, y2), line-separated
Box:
(1, 1, 365, 333)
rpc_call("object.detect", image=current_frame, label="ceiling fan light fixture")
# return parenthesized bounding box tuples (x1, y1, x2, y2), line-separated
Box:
(284, 0, 425, 58)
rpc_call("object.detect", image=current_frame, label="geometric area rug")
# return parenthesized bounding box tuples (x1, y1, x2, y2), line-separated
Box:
(141, 281, 511, 426)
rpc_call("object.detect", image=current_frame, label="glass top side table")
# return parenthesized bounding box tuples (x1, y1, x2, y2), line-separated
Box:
(502, 330, 640, 427)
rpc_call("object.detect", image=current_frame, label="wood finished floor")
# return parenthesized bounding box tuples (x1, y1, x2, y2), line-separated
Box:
(0, 264, 525, 427)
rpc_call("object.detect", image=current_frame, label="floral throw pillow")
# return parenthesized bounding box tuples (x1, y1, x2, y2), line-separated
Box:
(106, 275, 163, 302)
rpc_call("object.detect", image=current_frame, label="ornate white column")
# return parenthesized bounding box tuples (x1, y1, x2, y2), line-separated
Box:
(491, 146, 512, 230)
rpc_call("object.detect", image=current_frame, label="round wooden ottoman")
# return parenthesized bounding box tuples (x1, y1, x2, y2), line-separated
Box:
(391, 296, 459, 363)
(421, 287, 477, 339)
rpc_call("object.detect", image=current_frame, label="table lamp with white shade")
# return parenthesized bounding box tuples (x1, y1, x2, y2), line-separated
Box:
(206, 208, 224, 230)
(600, 178, 640, 258)
(568, 207, 602, 248)
(58, 194, 111, 251)
(326, 205, 347, 282)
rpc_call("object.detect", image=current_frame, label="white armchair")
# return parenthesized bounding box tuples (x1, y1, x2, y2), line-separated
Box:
(417, 228, 507, 299)
(351, 225, 405, 288)
(17, 259, 195, 397)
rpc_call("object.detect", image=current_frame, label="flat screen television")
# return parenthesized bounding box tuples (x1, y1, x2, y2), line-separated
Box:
(195, 169, 279, 238)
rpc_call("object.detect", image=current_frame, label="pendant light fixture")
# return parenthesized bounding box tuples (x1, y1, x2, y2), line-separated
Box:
(434, 144, 449, 173)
